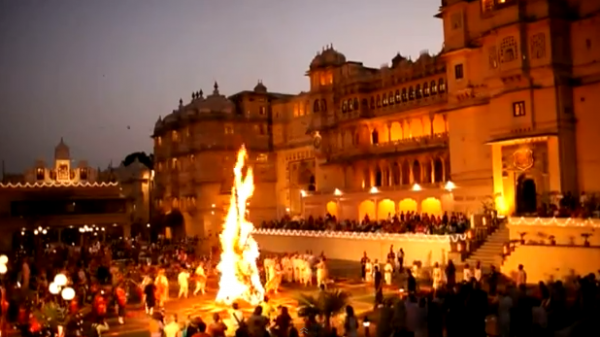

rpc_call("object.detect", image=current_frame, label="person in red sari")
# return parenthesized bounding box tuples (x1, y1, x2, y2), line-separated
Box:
(93, 291, 107, 320)
(0, 285, 8, 337)
(115, 283, 127, 324)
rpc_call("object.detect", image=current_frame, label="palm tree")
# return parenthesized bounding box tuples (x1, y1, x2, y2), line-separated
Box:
(297, 288, 350, 331)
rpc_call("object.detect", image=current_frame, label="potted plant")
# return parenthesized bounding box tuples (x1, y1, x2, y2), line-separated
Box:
(518, 232, 527, 244)
(537, 232, 547, 245)
(581, 233, 592, 247)
(548, 235, 556, 246)
(297, 288, 350, 331)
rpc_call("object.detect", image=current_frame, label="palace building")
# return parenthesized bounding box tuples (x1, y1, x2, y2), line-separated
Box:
(0, 139, 152, 250)
(152, 0, 600, 239)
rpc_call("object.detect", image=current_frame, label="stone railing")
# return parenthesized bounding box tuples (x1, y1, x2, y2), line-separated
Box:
(252, 229, 467, 266)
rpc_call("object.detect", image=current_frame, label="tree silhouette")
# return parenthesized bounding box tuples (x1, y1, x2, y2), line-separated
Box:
(122, 152, 154, 169)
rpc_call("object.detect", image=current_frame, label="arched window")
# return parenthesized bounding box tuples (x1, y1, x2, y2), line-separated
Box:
(348, 99, 353, 111)
(370, 97, 375, 109)
(353, 98, 359, 110)
(401, 88, 408, 102)
(308, 175, 316, 191)
(412, 160, 422, 184)
(371, 129, 379, 144)
(313, 99, 320, 113)
(401, 161, 411, 185)
(375, 167, 383, 187)
(392, 162, 401, 185)
(416, 84, 422, 99)
(423, 82, 430, 97)
(439, 79, 446, 93)
(342, 100, 348, 113)
(408, 86, 415, 100)
(382, 94, 388, 106)
(361, 99, 368, 108)
(36, 168, 44, 180)
(430, 80, 437, 94)
(433, 158, 444, 183)
(423, 161, 432, 184)
(388, 92, 394, 105)
(395, 90, 401, 103)
(363, 168, 371, 188)
(376, 95, 381, 108)
(321, 98, 327, 112)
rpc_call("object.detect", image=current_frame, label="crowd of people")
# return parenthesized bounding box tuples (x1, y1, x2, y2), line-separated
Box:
(536, 191, 600, 218)
(259, 212, 469, 235)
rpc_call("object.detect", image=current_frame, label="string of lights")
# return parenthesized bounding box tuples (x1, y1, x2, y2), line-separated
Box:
(253, 228, 467, 242)
(0, 181, 119, 188)
(508, 217, 600, 228)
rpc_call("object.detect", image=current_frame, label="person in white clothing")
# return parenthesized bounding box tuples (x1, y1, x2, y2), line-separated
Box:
(516, 264, 527, 287)
(474, 261, 482, 282)
(177, 269, 190, 299)
(303, 259, 313, 286)
(316, 258, 328, 287)
(432, 262, 443, 292)
(365, 260, 373, 283)
(263, 257, 273, 283)
(194, 263, 207, 295)
(463, 263, 473, 282)
(384, 261, 393, 286)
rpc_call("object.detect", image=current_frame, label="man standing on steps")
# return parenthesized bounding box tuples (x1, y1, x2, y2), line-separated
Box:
(397, 248, 405, 273)
(373, 265, 383, 308)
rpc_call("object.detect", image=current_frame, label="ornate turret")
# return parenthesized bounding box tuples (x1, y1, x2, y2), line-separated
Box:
(197, 81, 234, 114)
(198, 89, 204, 99)
(54, 138, 70, 160)
(309, 44, 346, 70)
(213, 81, 219, 95)
(254, 80, 267, 93)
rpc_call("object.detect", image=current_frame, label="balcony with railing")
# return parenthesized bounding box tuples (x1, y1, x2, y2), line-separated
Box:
(327, 132, 449, 163)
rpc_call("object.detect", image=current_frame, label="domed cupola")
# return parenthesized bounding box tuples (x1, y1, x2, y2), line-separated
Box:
(254, 80, 267, 93)
(54, 137, 70, 160)
(153, 116, 164, 134)
(391, 52, 407, 68)
(310, 44, 346, 70)
(198, 81, 235, 114)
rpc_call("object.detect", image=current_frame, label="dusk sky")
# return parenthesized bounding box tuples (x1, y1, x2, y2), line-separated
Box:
(0, 0, 443, 172)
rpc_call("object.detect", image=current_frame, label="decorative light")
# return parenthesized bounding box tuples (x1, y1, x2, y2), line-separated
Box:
(54, 273, 68, 287)
(42, 229, 47, 235)
(300, 190, 307, 197)
(34, 230, 39, 235)
(37, 226, 42, 231)
(412, 183, 422, 191)
(0, 264, 6, 275)
(0, 182, 118, 188)
(369, 186, 379, 194)
(78, 228, 84, 233)
(61, 287, 75, 301)
(21, 232, 25, 236)
(0, 255, 7, 264)
(334, 188, 342, 196)
(285, 208, 290, 212)
(444, 181, 455, 191)
(101, 227, 105, 231)
(49, 282, 60, 295)
(211, 204, 216, 208)
(509, 217, 600, 228)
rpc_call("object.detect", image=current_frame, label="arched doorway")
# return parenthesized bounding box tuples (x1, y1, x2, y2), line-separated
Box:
(377, 199, 395, 220)
(358, 200, 376, 222)
(165, 210, 185, 239)
(399, 198, 418, 212)
(421, 197, 442, 216)
(374, 167, 383, 187)
(326, 201, 338, 218)
(516, 174, 537, 214)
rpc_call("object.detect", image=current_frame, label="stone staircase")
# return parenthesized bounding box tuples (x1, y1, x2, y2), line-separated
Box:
(465, 224, 509, 268)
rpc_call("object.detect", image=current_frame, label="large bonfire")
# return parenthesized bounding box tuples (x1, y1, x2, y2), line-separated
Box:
(215, 145, 265, 305)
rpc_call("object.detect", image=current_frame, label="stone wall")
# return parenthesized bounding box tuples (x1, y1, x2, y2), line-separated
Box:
(253, 229, 462, 267)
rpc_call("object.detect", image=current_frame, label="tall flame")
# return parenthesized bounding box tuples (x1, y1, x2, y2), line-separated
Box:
(215, 145, 265, 305)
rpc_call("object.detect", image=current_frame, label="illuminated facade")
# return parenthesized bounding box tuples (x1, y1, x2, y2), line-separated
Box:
(0, 139, 136, 250)
(152, 0, 600, 238)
